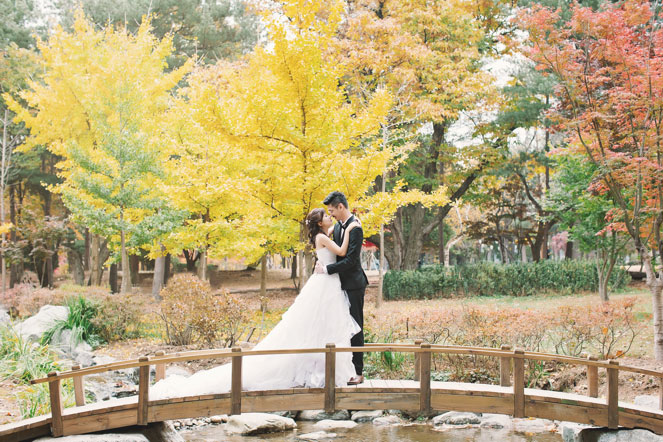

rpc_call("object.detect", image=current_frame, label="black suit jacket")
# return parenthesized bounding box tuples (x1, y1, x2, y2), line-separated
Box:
(327, 216, 369, 291)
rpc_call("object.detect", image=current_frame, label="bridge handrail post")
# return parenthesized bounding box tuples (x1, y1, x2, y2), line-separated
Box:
(513, 348, 525, 418)
(413, 339, 423, 381)
(324, 343, 336, 413)
(47, 371, 64, 437)
(72, 365, 85, 407)
(585, 354, 599, 398)
(500, 345, 512, 387)
(154, 351, 166, 382)
(419, 343, 431, 415)
(607, 360, 619, 429)
(231, 347, 242, 415)
(137, 356, 150, 426)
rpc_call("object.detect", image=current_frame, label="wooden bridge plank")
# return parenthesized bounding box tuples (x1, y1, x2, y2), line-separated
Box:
(525, 398, 608, 427)
(244, 392, 324, 413)
(431, 392, 513, 415)
(149, 397, 231, 421)
(336, 392, 419, 411)
(62, 408, 138, 436)
(0, 415, 51, 442)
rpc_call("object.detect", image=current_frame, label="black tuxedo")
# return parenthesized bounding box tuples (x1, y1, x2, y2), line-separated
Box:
(326, 215, 368, 375)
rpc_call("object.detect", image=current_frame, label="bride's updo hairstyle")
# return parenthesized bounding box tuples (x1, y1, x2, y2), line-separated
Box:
(306, 208, 325, 245)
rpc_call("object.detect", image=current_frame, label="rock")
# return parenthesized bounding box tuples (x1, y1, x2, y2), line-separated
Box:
(351, 410, 383, 423)
(16, 305, 68, 341)
(513, 418, 556, 433)
(634, 395, 659, 409)
(432, 411, 481, 426)
(271, 410, 298, 419)
(225, 413, 297, 435)
(210, 414, 228, 424)
(560, 421, 594, 442)
(34, 435, 149, 442)
(479, 413, 513, 430)
(298, 431, 338, 440)
(93, 355, 117, 366)
(313, 420, 358, 431)
(373, 415, 402, 426)
(74, 349, 96, 368)
(577, 428, 663, 442)
(0, 307, 9, 324)
(298, 409, 350, 421)
(141, 421, 184, 442)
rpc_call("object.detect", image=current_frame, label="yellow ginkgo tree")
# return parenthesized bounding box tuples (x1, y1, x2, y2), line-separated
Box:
(178, 0, 424, 287)
(6, 11, 192, 293)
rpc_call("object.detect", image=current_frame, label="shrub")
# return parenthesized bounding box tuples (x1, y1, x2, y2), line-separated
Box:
(383, 260, 630, 300)
(89, 292, 144, 342)
(41, 295, 102, 349)
(159, 274, 250, 347)
(0, 284, 67, 319)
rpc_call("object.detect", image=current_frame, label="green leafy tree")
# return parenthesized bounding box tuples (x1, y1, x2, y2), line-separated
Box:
(547, 155, 628, 301)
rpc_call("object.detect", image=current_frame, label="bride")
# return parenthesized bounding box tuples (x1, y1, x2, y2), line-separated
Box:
(151, 208, 361, 399)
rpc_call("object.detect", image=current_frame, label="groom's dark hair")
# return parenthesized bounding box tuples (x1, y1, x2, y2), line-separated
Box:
(323, 191, 349, 209)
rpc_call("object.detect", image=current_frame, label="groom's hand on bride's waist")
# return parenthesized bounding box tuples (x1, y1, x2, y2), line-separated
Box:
(314, 261, 327, 274)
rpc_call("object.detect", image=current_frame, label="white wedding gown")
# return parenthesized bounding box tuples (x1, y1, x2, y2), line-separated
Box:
(151, 248, 361, 399)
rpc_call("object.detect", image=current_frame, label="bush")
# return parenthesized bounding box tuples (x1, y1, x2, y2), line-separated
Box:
(0, 284, 67, 319)
(41, 295, 102, 349)
(89, 292, 144, 342)
(159, 274, 250, 347)
(383, 260, 630, 300)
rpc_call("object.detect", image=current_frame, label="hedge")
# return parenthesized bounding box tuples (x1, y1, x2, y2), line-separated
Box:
(383, 260, 630, 300)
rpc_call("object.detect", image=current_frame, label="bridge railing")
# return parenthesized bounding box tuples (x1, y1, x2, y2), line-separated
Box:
(30, 343, 663, 437)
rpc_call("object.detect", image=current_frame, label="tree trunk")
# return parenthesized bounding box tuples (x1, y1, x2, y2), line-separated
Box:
(565, 240, 574, 260)
(120, 229, 130, 293)
(67, 249, 85, 285)
(304, 250, 313, 283)
(98, 240, 109, 285)
(198, 248, 207, 281)
(597, 255, 609, 302)
(130, 255, 140, 286)
(89, 234, 100, 286)
(164, 254, 171, 284)
(84, 229, 90, 271)
(260, 254, 267, 300)
(183, 249, 198, 272)
(109, 263, 118, 294)
(152, 253, 166, 300)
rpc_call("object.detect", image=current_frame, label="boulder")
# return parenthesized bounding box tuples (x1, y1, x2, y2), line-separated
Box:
(479, 413, 513, 430)
(16, 305, 68, 341)
(225, 413, 296, 435)
(373, 415, 402, 426)
(559, 421, 594, 442)
(577, 428, 663, 442)
(298, 409, 350, 421)
(513, 418, 556, 433)
(0, 307, 9, 324)
(297, 431, 338, 440)
(313, 420, 358, 431)
(140, 421, 184, 442)
(432, 411, 481, 426)
(351, 410, 383, 423)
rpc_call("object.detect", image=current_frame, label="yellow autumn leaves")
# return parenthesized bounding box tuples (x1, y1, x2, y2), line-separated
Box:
(6, 0, 450, 263)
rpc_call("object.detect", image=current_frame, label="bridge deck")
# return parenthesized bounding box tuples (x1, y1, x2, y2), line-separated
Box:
(2, 380, 662, 441)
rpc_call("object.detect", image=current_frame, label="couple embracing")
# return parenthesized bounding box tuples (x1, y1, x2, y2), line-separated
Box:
(152, 191, 367, 398)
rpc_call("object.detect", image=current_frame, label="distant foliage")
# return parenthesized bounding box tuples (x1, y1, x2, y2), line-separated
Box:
(383, 260, 630, 300)
(159, 273, 249, 346)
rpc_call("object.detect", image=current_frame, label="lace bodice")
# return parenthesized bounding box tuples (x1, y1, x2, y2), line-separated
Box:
(316, 247, 338, 266)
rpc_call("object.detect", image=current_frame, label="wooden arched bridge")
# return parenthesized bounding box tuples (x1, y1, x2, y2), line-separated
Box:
(2, 342, 663, 441)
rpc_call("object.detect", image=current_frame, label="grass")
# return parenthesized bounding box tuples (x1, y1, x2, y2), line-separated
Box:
(41, 295, 102, 349)
(0, 324, 61, 383)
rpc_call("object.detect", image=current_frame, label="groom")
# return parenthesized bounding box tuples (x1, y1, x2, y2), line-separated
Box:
(316, 191, 368, 385)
